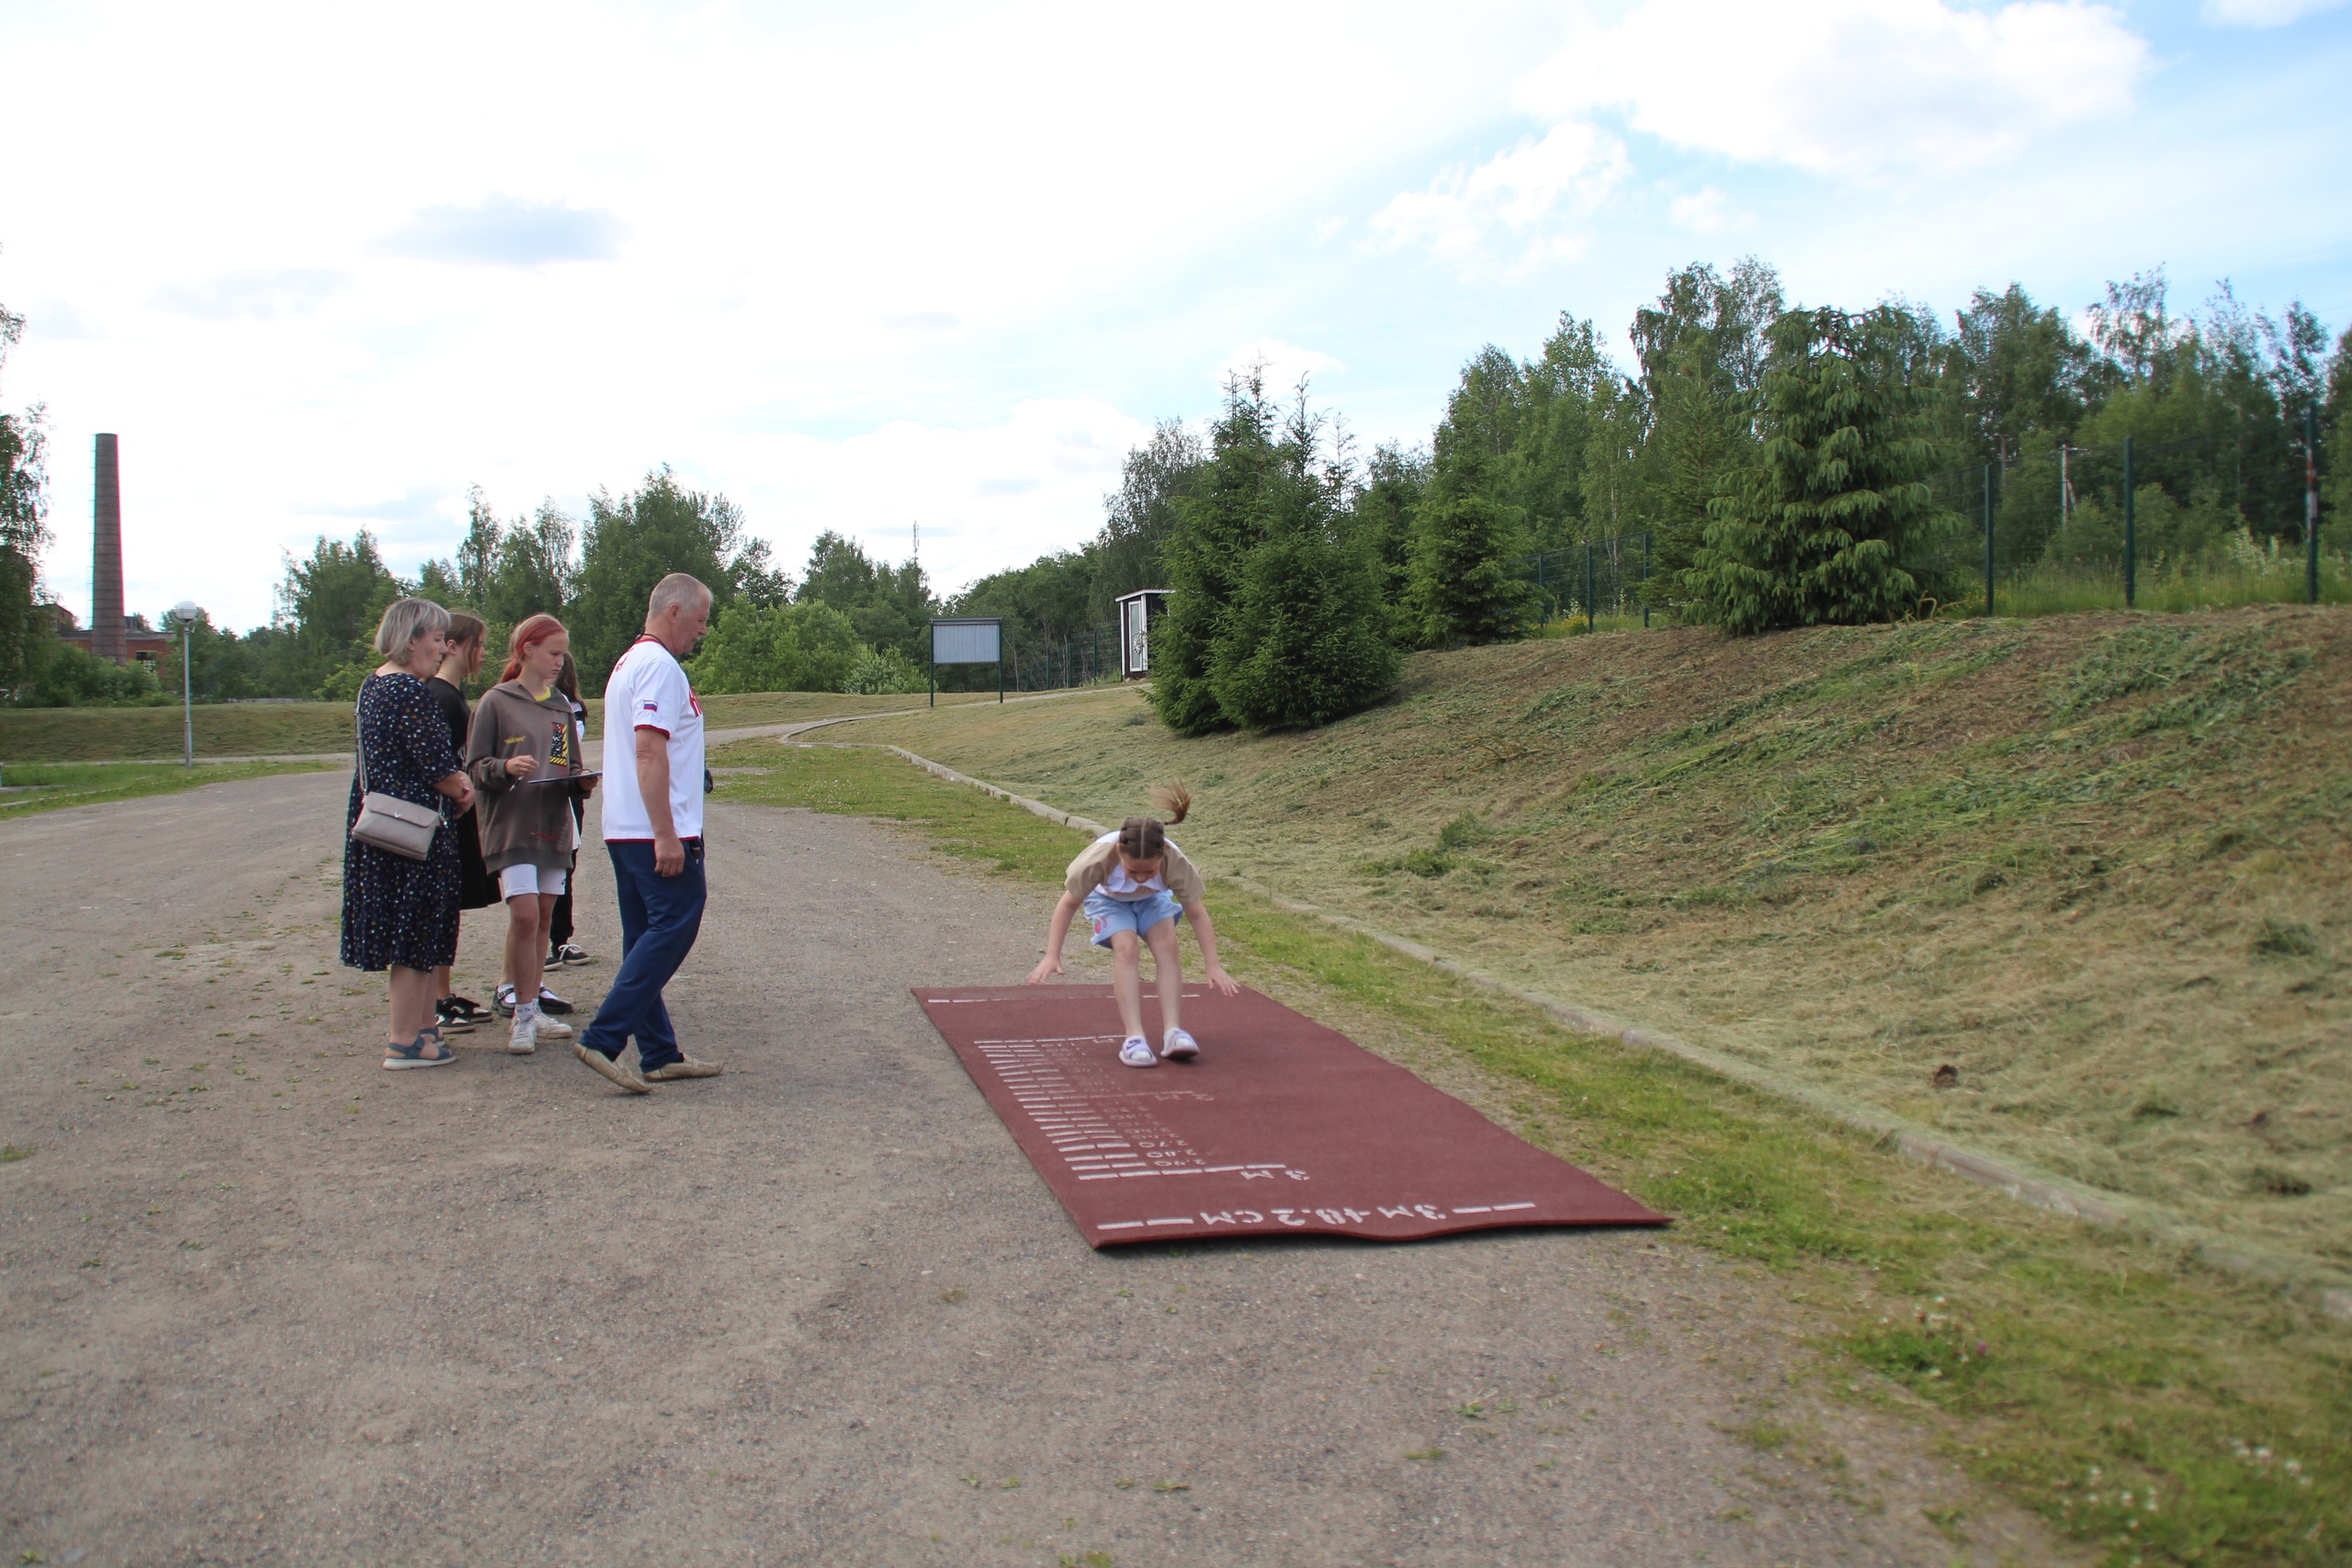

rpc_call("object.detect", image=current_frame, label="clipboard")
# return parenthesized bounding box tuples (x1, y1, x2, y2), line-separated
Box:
(519, 770, 600, 787)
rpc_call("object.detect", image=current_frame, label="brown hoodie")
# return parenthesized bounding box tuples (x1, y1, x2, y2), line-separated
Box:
(465, 680, 586, 874)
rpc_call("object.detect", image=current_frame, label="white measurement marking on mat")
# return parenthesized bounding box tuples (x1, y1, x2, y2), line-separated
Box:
(1092, 1200, 1541, 1234)
(974, 1034, 1305, 1185)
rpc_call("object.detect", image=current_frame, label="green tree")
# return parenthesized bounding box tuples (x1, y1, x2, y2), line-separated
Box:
(275, 532, 402, 694)
(797, 531, 933, 660)
(455, 488, 503, 609)
(155, 607, 268, 703)
(1206, 397, 1398, 728)
(842, 645, 926, 695)
(951, 548, 1097, 680)
(570, 468, 754, 688)
(0, 298, 51, 694)
(1406, 435, 1532, 646)
(484, 500, 576, 626)
(1691, 307, 1944, 635)
(1091, 421, 1203, 619)
(687, 599, 865, 694)
(1939, 284, 2092, 468)
(1631, 258, 1783, 576)
(1152, 374, 1396, 732)
(1150, 371, 1283, 734)
(1349, 441, 1428, 615)
(17, 640, 165, 706)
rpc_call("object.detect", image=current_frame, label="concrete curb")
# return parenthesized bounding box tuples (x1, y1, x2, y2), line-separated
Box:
(809, 735, 2352, 1323)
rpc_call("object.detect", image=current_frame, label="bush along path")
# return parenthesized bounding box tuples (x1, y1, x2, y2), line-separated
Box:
(712, 738, 2352, 1568)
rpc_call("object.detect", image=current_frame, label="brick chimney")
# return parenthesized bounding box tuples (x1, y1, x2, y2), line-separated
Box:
(93, 433, 124, 663)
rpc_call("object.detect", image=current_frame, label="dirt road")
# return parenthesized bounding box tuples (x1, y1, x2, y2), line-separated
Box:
(0, 770, 2052, 1566)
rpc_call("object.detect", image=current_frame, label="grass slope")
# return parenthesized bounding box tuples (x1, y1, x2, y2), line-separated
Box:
(820, 606, 2352, 1279)
(711, 741, 2352, 1568)
(0, 689, 1000, 761)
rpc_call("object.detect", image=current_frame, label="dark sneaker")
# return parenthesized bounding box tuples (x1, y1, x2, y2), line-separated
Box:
(552, 943, 593, 967)
(435, 997, 479, 1034)
(537, 987, 575, 1017)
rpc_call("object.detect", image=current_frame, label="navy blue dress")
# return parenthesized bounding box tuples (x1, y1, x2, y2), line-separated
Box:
(340, 672, 464, 973)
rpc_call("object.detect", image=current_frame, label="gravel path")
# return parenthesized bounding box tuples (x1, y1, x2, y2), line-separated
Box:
(0, 771, 2057, 1566)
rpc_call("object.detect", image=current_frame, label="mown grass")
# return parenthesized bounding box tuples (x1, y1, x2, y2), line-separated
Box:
(0, 688, 994, 762)
(813, 608, 2352, 1277)
(711, 739, 2352, 1568)
(0, 760, 337, 818)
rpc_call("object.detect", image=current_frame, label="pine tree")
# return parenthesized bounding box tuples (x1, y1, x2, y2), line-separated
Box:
(1690, 306, 1941, 635)
(1152, 373, 1397, 733)
(1207, 400, 1398, 728)
(1405, 435, 1532, 647)
(1150, 371, 1280, 735)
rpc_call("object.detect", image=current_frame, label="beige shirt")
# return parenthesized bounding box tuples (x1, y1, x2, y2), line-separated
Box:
(1064, 830, 1205, 906)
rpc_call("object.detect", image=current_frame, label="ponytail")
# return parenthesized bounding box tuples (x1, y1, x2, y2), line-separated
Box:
(1117, 782, 1191, 860)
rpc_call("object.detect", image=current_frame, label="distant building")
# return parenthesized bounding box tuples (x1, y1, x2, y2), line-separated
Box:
(52, 604, 172, 664)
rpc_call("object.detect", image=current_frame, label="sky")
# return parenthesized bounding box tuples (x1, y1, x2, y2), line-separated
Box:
(3, 0, 2348, 631)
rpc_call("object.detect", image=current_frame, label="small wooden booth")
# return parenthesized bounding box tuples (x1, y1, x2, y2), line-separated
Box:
(1114, 590, 1169, 680)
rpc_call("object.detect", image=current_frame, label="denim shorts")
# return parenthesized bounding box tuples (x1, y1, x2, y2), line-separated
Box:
(1085, 887, 1182, 948)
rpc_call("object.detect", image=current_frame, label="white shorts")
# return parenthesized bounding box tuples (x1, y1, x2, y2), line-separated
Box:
(498, 863, 569, 900)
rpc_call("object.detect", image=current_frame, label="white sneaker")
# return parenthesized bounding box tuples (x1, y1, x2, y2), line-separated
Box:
(531, 1010, 575, 1041)
(509, 1008, 537, 1055)
(1118, 1036, 1159, 1068)
(1161, 1028, 1199, 1061)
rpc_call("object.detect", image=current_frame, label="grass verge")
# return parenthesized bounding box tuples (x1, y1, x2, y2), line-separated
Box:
(0, 760, 337, 819)
(713, 739, 2351, 1568)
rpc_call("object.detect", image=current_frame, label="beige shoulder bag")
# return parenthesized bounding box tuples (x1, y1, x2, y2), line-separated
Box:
(348, 682, 443, 862)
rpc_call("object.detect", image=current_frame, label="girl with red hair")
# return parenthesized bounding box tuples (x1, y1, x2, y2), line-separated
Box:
(466, 614, 600, 1055)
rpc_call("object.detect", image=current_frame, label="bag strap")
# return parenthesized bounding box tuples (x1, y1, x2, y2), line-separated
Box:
(354, 683, 369, 795)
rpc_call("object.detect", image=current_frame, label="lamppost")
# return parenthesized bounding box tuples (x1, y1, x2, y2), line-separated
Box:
(174, 601, 201, 769)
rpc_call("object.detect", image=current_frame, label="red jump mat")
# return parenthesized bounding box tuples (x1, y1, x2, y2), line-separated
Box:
(913, 984, 1667, 1248)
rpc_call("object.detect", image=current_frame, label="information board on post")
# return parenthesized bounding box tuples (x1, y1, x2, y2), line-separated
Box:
(928, 616, 1006, 705)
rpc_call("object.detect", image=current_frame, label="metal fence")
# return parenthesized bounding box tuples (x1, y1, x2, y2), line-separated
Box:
(1505, 430, 2335, 627)
(1911, 430, 2340, 617)
(1004, 621, 1124, 693)
(1515, 533, 1658, 629)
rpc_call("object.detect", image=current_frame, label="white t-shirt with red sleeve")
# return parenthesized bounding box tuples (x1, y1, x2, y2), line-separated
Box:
(599, 636, 706, 842)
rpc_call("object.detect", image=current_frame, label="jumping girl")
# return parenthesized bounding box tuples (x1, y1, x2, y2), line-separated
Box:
(1026, 784, 1239, 1067)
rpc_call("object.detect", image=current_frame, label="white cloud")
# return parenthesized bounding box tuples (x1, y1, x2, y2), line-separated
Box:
(1519, 0, 2151, 178)
(1370, 121, 1628, 270)
(1668, 186, 1731, 233)
(2201, 0, 2347, 23)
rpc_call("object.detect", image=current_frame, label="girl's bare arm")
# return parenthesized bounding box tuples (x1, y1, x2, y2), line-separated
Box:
(1183, 903, 1239, 995)
(1027, 892, 1081, 984)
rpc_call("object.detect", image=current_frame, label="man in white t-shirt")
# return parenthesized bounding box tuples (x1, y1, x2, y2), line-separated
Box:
(573, 572, 722, 1093)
